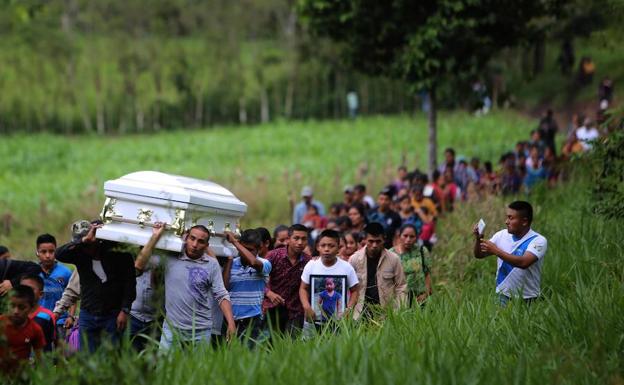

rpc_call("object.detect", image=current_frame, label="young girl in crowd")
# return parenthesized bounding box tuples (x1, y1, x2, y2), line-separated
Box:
(302, 204, 324, 230)
(339, 231, 363, 261)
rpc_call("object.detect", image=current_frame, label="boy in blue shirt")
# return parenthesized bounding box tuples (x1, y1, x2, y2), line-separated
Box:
(36, 234, 72, 339)
(223, 229, 271, 347)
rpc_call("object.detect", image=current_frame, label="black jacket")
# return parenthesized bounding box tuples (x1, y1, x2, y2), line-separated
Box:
(55, 240, 136, 316)
(0, 259, 42, 287)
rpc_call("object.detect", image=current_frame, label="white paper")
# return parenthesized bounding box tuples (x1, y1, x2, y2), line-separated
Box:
(477, 219, 486, 236)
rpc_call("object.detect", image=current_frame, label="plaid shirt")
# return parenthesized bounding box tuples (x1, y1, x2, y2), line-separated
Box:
(263, 247, 310, 320)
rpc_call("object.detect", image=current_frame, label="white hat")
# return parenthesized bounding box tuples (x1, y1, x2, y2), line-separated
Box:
(301, 186, 313, 197)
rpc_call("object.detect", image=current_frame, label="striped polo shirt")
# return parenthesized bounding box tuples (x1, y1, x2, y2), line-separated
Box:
(229, 257, 271, 320)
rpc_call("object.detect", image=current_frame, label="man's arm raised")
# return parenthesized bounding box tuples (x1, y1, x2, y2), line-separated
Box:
(473, 223, 487, 259)
(135, 222, 166, 272)
(224, 231, 265, 273)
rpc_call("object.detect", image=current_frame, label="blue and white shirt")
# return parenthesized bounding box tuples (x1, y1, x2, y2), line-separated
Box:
(39, 262, 73, 325)
(490, 229, 548, 299)
(229, 257, 271, 320)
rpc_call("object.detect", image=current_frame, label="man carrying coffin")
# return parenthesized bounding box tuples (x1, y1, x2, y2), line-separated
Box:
(134, 223, 236, 349)
(55, 220, 136, 352)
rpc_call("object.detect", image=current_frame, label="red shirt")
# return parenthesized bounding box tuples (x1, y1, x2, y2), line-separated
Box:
(31, 306, 56, 325)
(0, 315, 45, 371)
(30, 306, 57, 351)
(263, 247, 310, 320)
(419, 222, 436, 241)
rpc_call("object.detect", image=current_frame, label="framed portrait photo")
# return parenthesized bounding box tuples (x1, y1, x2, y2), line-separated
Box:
(310, 275, 347, 324)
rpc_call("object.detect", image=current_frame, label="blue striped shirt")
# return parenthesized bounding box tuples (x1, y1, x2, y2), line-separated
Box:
(229, 257, 271, 320)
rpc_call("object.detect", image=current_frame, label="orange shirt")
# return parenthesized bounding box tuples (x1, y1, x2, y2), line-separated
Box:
(412, 197, 438, 217)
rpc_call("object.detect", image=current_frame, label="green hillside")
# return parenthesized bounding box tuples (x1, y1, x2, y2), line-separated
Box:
(1, 111, 534, 257)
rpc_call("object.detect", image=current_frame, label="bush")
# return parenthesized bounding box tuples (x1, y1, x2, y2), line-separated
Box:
(588, 107, 624, 219)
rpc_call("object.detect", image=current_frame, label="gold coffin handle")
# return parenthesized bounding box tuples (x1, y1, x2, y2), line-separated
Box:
(99, 200, 187, 237)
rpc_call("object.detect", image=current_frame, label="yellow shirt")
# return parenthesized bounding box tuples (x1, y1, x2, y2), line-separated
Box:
(411, 197, 437, 217)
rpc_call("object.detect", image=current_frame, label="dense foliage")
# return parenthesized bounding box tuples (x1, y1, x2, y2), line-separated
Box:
(0, 0, 411, 134)
(588, 107, 624, 219)
(0, 0, 621, 134)
(299, 0, 561, 172)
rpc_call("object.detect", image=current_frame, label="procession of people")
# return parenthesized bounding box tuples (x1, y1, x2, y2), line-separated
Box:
(0, 106, 612, 375)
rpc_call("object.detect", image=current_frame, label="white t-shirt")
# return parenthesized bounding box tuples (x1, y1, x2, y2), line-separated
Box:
(490, 229, 547, 299)
(301, 258, 359, 289)
(576, 126, 599, 150)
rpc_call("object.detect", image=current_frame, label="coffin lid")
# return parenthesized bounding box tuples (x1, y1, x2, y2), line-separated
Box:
(104, 171, 247, 213)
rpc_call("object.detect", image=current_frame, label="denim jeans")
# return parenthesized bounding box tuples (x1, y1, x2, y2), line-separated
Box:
(235, 315, 268, 348)
(129, 315, 155, 351)
(79, 310, 120, 353)
(158, 322, 211, 351)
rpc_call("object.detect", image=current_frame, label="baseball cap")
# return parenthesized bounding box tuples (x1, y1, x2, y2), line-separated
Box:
(301, 186, 313, 197)
(343, 185, 354, 193)
(71, 220, 91, 241)
(71, 219, 103, 241)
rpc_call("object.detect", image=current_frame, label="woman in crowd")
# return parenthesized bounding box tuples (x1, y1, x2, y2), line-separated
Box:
(347, 203, 368, 232)
(390, 224, 432, 306)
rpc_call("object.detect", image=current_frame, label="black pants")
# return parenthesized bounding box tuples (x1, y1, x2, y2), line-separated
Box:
(235, 315, 267, 348)
(265, 306, 303, 338)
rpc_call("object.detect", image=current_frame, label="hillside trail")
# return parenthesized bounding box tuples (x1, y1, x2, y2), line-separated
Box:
(521, 80, 605, 134)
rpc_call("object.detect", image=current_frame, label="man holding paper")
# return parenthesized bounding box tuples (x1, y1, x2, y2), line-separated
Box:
(473, 201, 548, 306)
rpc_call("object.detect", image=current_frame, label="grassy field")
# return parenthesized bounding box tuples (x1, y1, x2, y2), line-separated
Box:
(9, 165, 624, 385)
(0, 110, 534, 257)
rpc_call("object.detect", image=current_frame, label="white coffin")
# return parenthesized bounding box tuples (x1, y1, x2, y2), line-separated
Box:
(95, 171, 247, 256)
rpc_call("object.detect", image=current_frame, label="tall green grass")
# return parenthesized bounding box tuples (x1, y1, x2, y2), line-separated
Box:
(5, 165, 623, 385)
(1, 111, 533, 257)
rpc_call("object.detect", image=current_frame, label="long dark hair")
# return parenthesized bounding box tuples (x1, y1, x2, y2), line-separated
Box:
(348, 202, 368, 227)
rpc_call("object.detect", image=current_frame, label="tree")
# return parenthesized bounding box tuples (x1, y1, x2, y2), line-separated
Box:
(300, 0, 556, 174)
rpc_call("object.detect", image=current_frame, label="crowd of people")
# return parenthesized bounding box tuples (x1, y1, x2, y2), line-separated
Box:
(0, 104, 613, 376)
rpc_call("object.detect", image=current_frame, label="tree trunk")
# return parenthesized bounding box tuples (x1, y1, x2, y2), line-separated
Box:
(136, 105, 144, 133)
(521, 46, 532, 81)
(95, 76, 105, 135)
(260, 87, 270, 123)
(284, 7, 298, 119)
(533, 38, 545, 76)
(285, 79, 295, 119)
(427, 87, 437, 176)
(239, 97, 248, 124)
(361, 80, 369, 115)
(194, 94, 203, 127)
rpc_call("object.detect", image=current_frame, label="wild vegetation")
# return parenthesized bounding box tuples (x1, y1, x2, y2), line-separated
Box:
(0, 0, 621, 134)
(5, 159, 623, 385)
